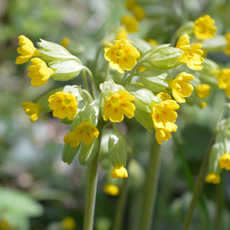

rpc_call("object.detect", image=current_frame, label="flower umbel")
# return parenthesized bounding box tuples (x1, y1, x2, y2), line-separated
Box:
(103, 90, 136, 123)
(28, 58, 54, 87)
(21, 102, 42, 122)
(195, 84, 210, 99)
(121, 14, 139, 33)
(219, 153, 230, 170)
(49, 92, 78, 120)
(104, 39, 140, 73)
(103, 184, 120, 196)
(176, 34, 203, 70)
(111, 163, 128, 179)
(205, 173, 220, 184)
(193, 15, 217, 40)
(64, 122, 99, 147)
(16, 35, 37, 64)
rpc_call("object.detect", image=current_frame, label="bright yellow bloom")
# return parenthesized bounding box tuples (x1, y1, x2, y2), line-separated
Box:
(103, 184, 120, 196)
(21, 102, 42, 122)
(132, 4, 146, 21)
(199, 101, 207, 108)
(28, 58, 54, 87)
(49, 92, 78, 120)
(111, 163, 128, 179)
(61, 217, 76, 230)
(156, 92, 171, 101)
(121, 14, 139, 33)
(219, 153, 230, 170)
(155, 122, 177, 145)
(151, 100, 180, 128)
(16, 35, 37, 64)
(64, 122, 99, 147)
(224, 33, 230, 55)
(217, 69, 230, 98)
(194, 15, 217, 40)
(104, 39, 140, 73)
(205, 173, 220, 184)
(116, 28, 128, 40)
(195, 84, 210, 99)
(60, 37, 71, 48)
(126, 0, 135, 10)
(176, 34, 203, 71)
(103, 90, 136, 123)
(171, 72, 194, 103)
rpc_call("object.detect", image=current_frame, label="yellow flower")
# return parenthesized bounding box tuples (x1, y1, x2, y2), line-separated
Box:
(156, 92, 171, 101)
(104, 39, 140, 73)
(224, 33, 230, 55)
(103, 184, 120, 196)
(28, 58, 54, 87)
(64, 122, 99, 147)
(205, 173, 220, 184)
(131, 4, 146, 21)
(116, 28, 128, 40)
(217, 69, 230, 98)
(176, 34, 203, 71)
(193, 15, 217, 40)
(49, 92, 78, 120)
(60, 37, 71, 48)
(151, 100, 180, 128)
(111, 163, 128, 179)
(16, 35, 37, 64)
(121, 14, 139, 33)
(155, 122, 177, 145)
(21, 102, 42, 122)
(103, 90, 136, 123)
(126, 0, 135, 10)
(61, 217, 76, 230)
(171, 72, 194, 103)
(219, 153, 230, 170)
(199, 101, 207, 108)
(195, 84, 210, 99)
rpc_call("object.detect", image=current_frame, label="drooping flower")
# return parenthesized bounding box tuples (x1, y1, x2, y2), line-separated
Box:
(61, 217, 76, 230)
(171, 72, 194, 103)
(193, 15, 217, 40)
(151, 100, 180, 128)
(64, 122, 99, 147)
(16, 35, 37, 64)
(103, 90, 136, 123)
(224, 33, 230, 55)
(131, 4, 146, 21)
(104, 39, 140, 73)
(216, 69, 230, 98)
(60, 37, 71, 48)
(219, 153, 230, 170)
(195, 84, 210, 99)
(103, 184, 120, 196)
(111, 163, 128, 179)
(121, 14, 139, 33)
(156, 92, 171, 101)
(21, 102, 42, 122)
(28, 58, 54, 87)
(49, 92, 78, 120)
(176, 34, 203, 71)
(205, 173, 220, 184)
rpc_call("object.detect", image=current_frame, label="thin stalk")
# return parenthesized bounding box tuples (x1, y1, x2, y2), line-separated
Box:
(139, 136, 161, 230)
(104, 62, 110, 82)
(82, 70, 89, 92)
(83, 123, 105, 230)
(183, 133, 216, 230)
(84, 67, 96, 100)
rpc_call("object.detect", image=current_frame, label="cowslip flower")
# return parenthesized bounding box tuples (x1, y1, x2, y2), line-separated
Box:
(199, 101, 207, 108)
(121, 14, 139, 33)
(170, 72, 194, 103)
(111, 163, 128, 179)
(176, 34, 203, 71)
(103, 184, 120, 196)
(28, 58, 54, 87)
(60, 37, 71, 48)
(224, 33, 230, 55)
(156, 92, 171, 101)
(131, 4, 146, 21)
(64, 122, 99, 147)
(195, 84, 210, 99)
(193, 15, 217, 40)
(16, 35, 38, 64)
(219, 153, 230, 170)
(61, 217, 76, 230)
(21, 102, 42, 122)
(49, 92, 78, 120)
(103, 90, 136, 123)
(151, 100, 180, 128)
(217, 69, 230, 98)
(104, 39, 140, 73)
(116, 28, 128, 40)
(205, 173, 220, 184)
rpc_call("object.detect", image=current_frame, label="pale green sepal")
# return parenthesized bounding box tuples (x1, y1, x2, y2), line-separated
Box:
(63, 85, 83, 102)
(62, 142, 82, 164)
(78, 103, 99, 126)
(100, 79, 124, 96)
(60, 117, 73, 125)
(202, 36, 228, 52)
(125, 83, 145, 92)
(109, 126, 127, 167)
(134, 109, 153, 133)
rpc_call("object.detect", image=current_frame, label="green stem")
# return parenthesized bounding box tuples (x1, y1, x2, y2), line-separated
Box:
(83, 123, 105, 230)
(183, 133, 216, 230)
(82, 70, 89, 92)
(139, 136, 161, 230)
(104, 62, 110, 81)
(84, 67, 96, 100)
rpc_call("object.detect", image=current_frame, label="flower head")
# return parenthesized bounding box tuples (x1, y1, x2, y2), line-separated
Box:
(199, 101, 207, 108)
(224, 33, 230, 55)
(49, 92, 78, 120)
(21, 102, 42, 122)
(131, 4, 146, 21)
(111, 163, 128, 179)
(103, 184, 120, 196)
(195, 84, 210, 99)
(156, 92, 171, 101)
(151, 100, 180, 128)
(61, 217, 76, 230)
(217, 69, 230, 98)
(16, 35, 37, 64)
(104, 39, 140, 73)
(60, 37, 71, 48)
(176, 34, 203, 70)
(64, 122, 99, 147)
(194, 15, 217, 40)
(205, 173, 220, 184)
(116, 28, 128, 40)
(28, 58, 54, 87)
(171, 72, 194, 103)
(103, 90, 136, 123)
(219, 153, 230, 170)
(121, 14, 139, 33)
